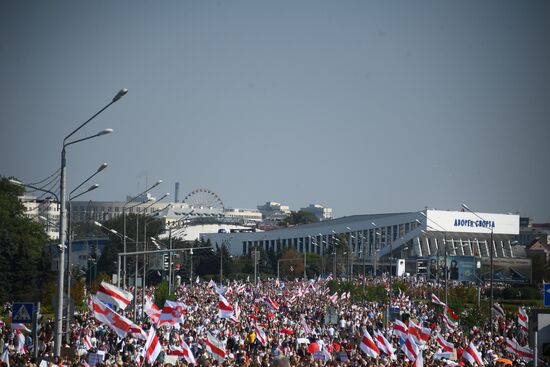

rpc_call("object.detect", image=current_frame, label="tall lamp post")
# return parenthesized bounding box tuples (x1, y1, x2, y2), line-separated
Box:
(461, 204, 495, 327)
(419, 214, 449, 305)
(122, 180, 162, 288)
(55, 88, 127, 356)
(65, 182, 99, 341)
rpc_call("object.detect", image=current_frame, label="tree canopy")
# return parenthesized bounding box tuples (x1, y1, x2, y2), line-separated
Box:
(0, 177, 53, 303)
(279, 210, 319, 226)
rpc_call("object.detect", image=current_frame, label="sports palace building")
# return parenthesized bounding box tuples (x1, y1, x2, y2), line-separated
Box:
(201, 209, 530, 282)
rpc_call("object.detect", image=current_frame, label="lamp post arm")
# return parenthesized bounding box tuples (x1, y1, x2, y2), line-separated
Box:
(64, 131, 112, 148)
(70, 170, 101, 197)
(9, 180, 60, 203)
(63, 100, 116, 145)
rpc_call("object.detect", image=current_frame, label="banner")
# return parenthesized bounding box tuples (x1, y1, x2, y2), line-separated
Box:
(427, 256, 477, 282)
(480, 258, 532, 284)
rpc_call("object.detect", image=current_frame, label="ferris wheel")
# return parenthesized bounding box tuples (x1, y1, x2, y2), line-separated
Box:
(182, 188, 224, 210)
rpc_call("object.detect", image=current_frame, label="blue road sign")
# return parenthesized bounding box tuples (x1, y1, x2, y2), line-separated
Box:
(12, 303, 34, 323)
(544, 283, 550, 307)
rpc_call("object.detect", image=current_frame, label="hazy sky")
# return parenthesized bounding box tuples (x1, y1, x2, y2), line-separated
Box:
(1, 1, 549, 221)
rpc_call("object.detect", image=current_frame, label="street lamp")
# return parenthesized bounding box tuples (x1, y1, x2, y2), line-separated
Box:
(122, 180, 162, 288)
(461, 203, 495, 328)
(139, 193, 169, 318)
(54, 88, 127, 356)
(65, 179, 101, 343)
(419, 213, 450, 305)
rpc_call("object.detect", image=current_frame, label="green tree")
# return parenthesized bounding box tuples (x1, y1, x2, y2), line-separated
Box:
(153, 281, 174, 309)
(0, 177, 54, 303)
(279, 210, 319, 226)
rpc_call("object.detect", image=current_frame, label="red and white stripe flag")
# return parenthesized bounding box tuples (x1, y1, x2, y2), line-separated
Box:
(401, 334, 420, 362)
(204, 333, 226, 362)
(144, 300, 161, 324)
(442, 313, 458, 331)
(506, 338, 534, 362)
(89, 295, 132, 338)
(393, 320, 408, 340)
(129, 323, 147, 340)
(256, 325, 268, 346)
(373, 330, 396, 359)
(236, 284, 246, 294)
(359, 330, 380, 358)
(229, 302, 241, 323)
(329, 292, 338, 303)
(159, 300, 188, 325)
(169, 341, 197, 365)
(518, 307, 528, 333)
(408, 320, 430, 345)
(144, 328, 162, 365)
(15, 329, 26, 354)
(10, 323, 31, 332)
(218, 294, 234, 319)
(83, 335, 93, 350)
(431, 294, 446, 307)
(96, 281, 133, 310)
(266, 297, 279, 311)
(492, 303, 505, 317)
(300, 317, 310, 335)
(435, 332, 454, 353)
(462, 341, 484, 366)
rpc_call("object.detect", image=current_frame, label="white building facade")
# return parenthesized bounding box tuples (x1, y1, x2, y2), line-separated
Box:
(19, 195, 60, 240)
(201, 209, 520, 263)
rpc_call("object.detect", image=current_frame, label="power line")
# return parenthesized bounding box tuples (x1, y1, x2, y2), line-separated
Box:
(27, 167, 61, 186)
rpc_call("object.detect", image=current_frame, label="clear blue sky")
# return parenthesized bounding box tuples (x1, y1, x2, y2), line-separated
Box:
(1, 1, 549, 221)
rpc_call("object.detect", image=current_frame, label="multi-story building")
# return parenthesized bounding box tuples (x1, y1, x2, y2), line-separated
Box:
(517, 217, 550, 245)
(300, 204, 333, 221)
(257, 201, 291, 224)
(19, 195, 60, 240)
(202, 209, 527, 282)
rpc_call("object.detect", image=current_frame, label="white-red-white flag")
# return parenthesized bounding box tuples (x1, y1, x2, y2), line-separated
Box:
(462, 341, 484, 366)
(169, 341, 197, 365)
(256, 325, 267, 346)
(229, 302, 241, 323)
(10, 323, 31, 332)
(129, 323, 147, 340)
(408, 320, 430, 345)
(218, 294, 234, 319)
(393, 320, 408, 340)
(266, 297, 279, 311)
(83, 335, 93, 350)
(159, 300, 188, 325)
(89, 295, 132, 338)
(144, 328, 162, 365)
(236, 284, 246, 294)
(329, 292, 338, 303)
(492, 303, 505, 317)
(204, 333, 226, 362)
(374, 330, 396, 359)
(518, 307, 528, 333)
(431, 294, 446, 307)
(15, 329, 26, 354)
(144, 300, 161, 324)
(401, 334, 420, 362)
(435, 332, 454, 353)
(359, 330, 380, 358)
(505, 338, 534, 362)
(96, 281, 133, 310)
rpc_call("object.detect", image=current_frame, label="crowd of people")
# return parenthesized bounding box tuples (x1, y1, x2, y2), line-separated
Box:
(0, 275, 542, 367)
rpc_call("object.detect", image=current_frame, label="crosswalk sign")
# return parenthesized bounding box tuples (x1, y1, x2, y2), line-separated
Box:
(544, 283, 550, 307)
(12, 303, 34, 323)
